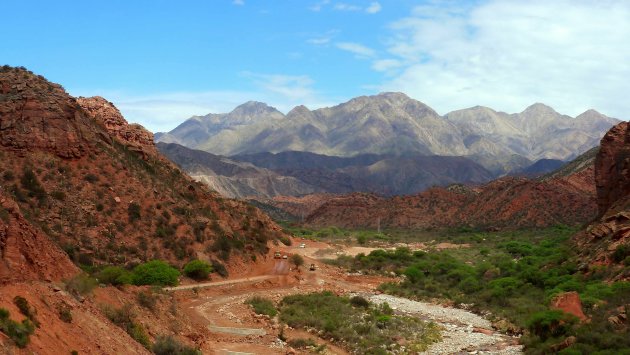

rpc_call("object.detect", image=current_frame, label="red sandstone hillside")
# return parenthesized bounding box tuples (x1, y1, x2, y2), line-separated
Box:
(0, 66, 287, 352)
(266, 163, 597, 230)
(574, 121, 630, 279)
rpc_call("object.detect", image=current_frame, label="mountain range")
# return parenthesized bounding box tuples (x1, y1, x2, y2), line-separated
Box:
(156, 92, 619, 175)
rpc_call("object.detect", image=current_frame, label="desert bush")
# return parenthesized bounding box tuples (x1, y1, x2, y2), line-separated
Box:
(245, 297, 277, 317)
(96, 266, 133, 286)
(210, 259, 229, 278)
(613, 244, 630, 263)
(132, 260, 179, 286)
(279, 236, 292, 246)
(287, 338, 317, 349)
(279, 291, 440, 353)
(137, 290, 158, 311)
(13, 296, 39, 327)
(183, 260, 212, 281)
(20, 168, 47, 204)
(152, 335, 201, 355)
(65, 273, 98, 296)
(290, 254, 304, 269)
(102, 304, 151, 349)
(58, 305, 72, 323)
(128, 202, 141, 222)
(0, 308, 35, 348)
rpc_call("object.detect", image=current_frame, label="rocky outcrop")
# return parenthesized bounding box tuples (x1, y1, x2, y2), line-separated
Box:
(595, 122, 630, 215)
(573, 121, 630, 276)
(550, 292, 588, 321)
(0, 191, 77, 284)
(0, 66, 93, 158)
(77, 96, 157, 159)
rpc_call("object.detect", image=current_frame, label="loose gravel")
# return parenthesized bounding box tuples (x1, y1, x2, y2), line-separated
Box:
(365, 294, 523, 355)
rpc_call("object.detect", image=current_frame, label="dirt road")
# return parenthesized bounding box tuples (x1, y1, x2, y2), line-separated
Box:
(168, 241, 521, 354)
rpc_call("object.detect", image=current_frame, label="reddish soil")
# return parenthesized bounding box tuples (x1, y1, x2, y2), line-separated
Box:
(279, 174, 597, 230)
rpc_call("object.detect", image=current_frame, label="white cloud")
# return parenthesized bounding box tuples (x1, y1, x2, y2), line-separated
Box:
(334, 3, 361, 12)
(336, 42, 376, 58)
(72, 73, 338, 133)
(309, 0, 330, 12)
(377, 0, 630, 119)
(366, 2, 381, 14)
(232, 0, 244, 5)
(372, 59, 401, 72)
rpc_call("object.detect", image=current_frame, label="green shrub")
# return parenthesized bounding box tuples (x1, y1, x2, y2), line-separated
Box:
(612, 244, 630, 263)
(183, 260, 212, 281)
(526, 310, 577, 341)
(132, 260, 180, 286)
(279, 236, 292, 246)
(13, 296, 39, 327)
(211, 259, 228, 278)
(290, 254, 304, 269)
(96, 266, 133, 286)
(245, 297, 277, 317)
(137, 290, 158, 311)
(0, 308, 35, 348)
(102, 304, 150, 349)
(152, 336, 201, 355)
(350, 295, 370, 309)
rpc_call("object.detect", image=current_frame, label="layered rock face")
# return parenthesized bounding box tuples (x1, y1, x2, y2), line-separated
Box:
(77, 96, 157, 158)
(0, 66, 93, 158)
(595, 122, 630, 215)
(0, 191, 77, 284)
(574, 121, 630, 276)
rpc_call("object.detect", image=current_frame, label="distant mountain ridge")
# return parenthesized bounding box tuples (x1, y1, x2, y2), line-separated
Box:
(156, 93, 620, 174)
(158, 143, 495, 197)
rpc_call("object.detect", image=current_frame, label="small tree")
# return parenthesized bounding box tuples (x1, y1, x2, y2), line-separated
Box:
(183, 260, 212, 281)
(290, 254, 304, 269)
(132, 260, 180, 286)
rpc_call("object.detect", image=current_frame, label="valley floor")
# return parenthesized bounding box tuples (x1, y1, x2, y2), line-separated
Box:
(169, 239, 522, 355)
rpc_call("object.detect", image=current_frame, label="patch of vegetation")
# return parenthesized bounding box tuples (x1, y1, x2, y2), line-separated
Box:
(13, 296, 39, 327)
(279, 291, 440, 354)
(245, 296, 277, 317)
(279, 235, 292, 246)
(152, 335, 201, 355)
(290, 254, 304, 269)
(102, 304, 151, 349)
(58, 305, 72, 323)
(127, 202, 141, 223)
(137, 290, 158, 312)
(0, 307, 35, 348)
(96, 266, 133, 286)
(183, 260, 212, 281)
(65, 273, 98, 296)
(210, 259, 229, 278)
(331, 226, 630, 353)
(20, 167, 47, 205)
(131, 260, 180, 286)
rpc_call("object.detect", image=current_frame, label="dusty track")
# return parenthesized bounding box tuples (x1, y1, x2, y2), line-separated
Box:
(168, 241, 522, 354)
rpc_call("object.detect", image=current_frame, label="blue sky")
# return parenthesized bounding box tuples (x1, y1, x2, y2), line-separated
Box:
(2, 0, 629, 132)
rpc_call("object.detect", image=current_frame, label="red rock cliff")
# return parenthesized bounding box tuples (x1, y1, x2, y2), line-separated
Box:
(595, 121, 630, 215)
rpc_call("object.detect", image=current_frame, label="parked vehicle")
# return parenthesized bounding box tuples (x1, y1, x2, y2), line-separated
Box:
(274, 251, 281, 259)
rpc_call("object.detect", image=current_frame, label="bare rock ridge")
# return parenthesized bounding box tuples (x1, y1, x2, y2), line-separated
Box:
(0, 67, 94, 158)
(595, 122, 630, 215)
(157, 92, 621, 174)
(160, 143, 496, 197)
(263, 149, 598, 229)
(574, 121, 630, 274)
